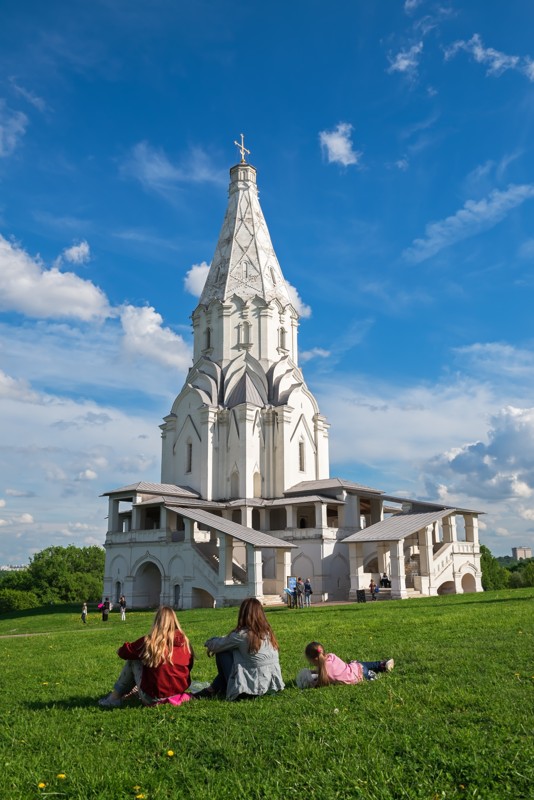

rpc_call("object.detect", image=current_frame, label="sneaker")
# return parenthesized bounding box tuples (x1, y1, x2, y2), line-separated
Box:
(193, 687, 216, 699)
(98, 694, 122, 708)
(384, 659, 395, 672)
(366, 670, 378, 681)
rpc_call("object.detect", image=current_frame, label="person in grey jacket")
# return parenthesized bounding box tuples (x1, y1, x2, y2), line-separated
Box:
(195, 597, 284, 701)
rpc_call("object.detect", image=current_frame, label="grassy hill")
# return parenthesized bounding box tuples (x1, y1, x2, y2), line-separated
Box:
(1, 590, 533, 799)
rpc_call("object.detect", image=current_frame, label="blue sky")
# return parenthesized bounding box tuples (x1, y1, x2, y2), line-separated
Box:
(1, 0, 534, 564)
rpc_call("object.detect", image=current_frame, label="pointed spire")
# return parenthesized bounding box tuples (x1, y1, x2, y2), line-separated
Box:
(199, 145, 294, 309)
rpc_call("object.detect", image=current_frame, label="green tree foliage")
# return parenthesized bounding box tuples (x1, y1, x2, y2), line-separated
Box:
(0, 588, 40, 614)
(480, 545, 510, 590)
(27, 545, 105, 603)
(0, 546, 105, 613)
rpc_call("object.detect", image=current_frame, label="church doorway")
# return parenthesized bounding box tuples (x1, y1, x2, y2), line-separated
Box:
(133, 561, 162, 608)
(461, 573, 477, 593)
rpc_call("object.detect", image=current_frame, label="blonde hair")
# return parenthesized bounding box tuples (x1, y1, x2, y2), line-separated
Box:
(304, 641, 330, 686)
(140, 606, 191, 668)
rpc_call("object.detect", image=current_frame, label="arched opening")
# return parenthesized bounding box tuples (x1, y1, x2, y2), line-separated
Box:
(191, 587, 215, 609)
(205, 327, 212, 350)
(252, 509, 261, 530)
(133, 562, 162, 608)
(230, 471, 239, 499)
(173, 584, 181, 608)
(186, 440, 193, 474)
(298, 439, 305, 472)
(114, 581, 122, 604)
(253, 471, 261, 498)
(231, 509, 242, 524)
(462, 573, 477, 593)
(437, 581, 456, 595)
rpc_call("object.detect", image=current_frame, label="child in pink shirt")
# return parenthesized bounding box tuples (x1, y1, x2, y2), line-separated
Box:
(304, 641, 394, 686)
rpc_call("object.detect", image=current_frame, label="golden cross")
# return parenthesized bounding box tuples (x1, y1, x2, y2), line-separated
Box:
(234, 133, 251, 163)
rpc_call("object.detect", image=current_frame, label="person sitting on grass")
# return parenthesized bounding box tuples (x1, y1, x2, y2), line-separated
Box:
(98, 606, 194, 708)
(195, 597, 284, 701)
(296, 641, 394, 688)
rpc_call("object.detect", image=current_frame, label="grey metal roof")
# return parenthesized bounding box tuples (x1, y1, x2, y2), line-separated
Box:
(381, 494, 484, 515)
(102, 482, 200, 498)
(341, 509, 454, 543)
(226, 495, 344, 507)
(138, 496, 224, 509)
(168, 506, 297, 549)
(285, 478, 383, 497)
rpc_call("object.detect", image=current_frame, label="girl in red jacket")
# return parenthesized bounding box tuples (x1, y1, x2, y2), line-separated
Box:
(98, 606, 194, 707)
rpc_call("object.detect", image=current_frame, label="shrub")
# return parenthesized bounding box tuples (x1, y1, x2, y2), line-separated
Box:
(0, 588, 40, 614)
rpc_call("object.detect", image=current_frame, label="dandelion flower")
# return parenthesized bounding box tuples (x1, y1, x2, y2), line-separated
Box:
(135, 794, 146, 799)
(38, 782, 46, 789)
(57, 773, 66, 779)
(167, 750, 174, 757)
(133, 786, 141, 792)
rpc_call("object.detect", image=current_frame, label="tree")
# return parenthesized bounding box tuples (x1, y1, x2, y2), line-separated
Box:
(27, 545, 105, 603)
(480, 545, 510, 590)
(0, 588, 40, 614)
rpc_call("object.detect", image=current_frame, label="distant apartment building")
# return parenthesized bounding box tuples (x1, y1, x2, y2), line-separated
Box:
(512, 547, 532, 561)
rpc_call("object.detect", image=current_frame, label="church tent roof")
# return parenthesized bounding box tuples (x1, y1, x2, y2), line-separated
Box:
(170, 506, 296, 549)
(341, 509, 454, 543)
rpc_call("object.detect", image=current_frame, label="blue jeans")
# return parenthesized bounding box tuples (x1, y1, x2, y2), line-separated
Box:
(361, 660, 386, 680)
(210, 650, 234, 697)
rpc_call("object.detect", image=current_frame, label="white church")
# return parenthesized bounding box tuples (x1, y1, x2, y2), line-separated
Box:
(102, 143, 483, 608)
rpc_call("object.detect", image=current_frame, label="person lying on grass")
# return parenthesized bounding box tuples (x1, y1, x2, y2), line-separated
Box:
(195, 597, 284, 701)
(98, 606, 194, 708)
(296, 641, 394, 688)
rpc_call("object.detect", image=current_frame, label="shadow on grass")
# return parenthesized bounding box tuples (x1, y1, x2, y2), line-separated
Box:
(24, 696, 102, 710)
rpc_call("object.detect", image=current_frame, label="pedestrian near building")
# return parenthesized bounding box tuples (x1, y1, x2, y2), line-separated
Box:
(304, 578, 313, 607)
(119, 595, 127, 621)
(81, 602, 88, 624)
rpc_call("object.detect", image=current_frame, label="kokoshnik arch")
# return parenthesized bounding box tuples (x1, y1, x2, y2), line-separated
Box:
(102, 140, 483, 609)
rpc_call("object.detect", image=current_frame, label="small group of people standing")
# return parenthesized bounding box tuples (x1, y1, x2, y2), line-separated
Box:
(98, 598, 394, 709)
(289, 577, 313, 608)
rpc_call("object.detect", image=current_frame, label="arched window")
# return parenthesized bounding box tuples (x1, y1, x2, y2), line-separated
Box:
(242, 261, 249, 280)
(205, 327, 212, 350)
(186, 441, 193, 473)
(279, 327, 287, 350)
(270, 267, 277, 284)
(299, 440, 305, 472)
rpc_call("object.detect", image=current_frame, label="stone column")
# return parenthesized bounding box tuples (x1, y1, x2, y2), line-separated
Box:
(314, 502, 328, 529)
(275, 549, 292, 594)
(108, 498, 120, 533)
(418, 525, 437, 596)
(390, 540, 407, 599)
(218, 533, 233, 584)
(369, 498, 383, 525)
(343, 494, 361, 528)
(377, 543, 389, 576)
(258, 508, 268, 531)
(286, 505, 297, 530)
(246, 544, 263, 597)
(442, 514, 457, 544)
(464, 515, 479, 544)
(242, 506, 253, 528)
(348, 542, 366, 599)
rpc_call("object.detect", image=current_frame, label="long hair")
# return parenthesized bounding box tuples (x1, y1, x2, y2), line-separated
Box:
(234, 597, 279, 653)
(305, 641, 330, 686)
(140, 606, 191, 668)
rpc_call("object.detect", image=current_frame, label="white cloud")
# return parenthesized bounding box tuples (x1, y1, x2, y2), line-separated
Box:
(445, 34, 534, 82)
(424, 406, 534, 504)
(120, 304, 192, 370)
(13, 513, 34, 524)
(404, 184, 534, 263)
(63, 240, 91, 264)
(0, 369, 41, 403)
(121, 141, 225, 197)
(286, 281, 311, 318)
(0, 234, 110, 320)
(404, 0, 423, 12)
(395, 158, 409, 171)
(0, 99, 28, 157)
(518, 239, 534, 259)
(77, 469, 98, 481)
(0, 499, 5, 508)
(387, 42, 423, 80)
(9, 78, 46, 112)
(184, 261, 210, 297)
(319, 123, 362, 167)
(300, 348, 331, 363)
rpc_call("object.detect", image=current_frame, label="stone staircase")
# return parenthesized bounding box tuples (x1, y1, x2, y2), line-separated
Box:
(261, 593, 286, 606)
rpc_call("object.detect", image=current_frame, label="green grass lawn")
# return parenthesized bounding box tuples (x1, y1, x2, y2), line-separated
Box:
(1, 590, 533, 800)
